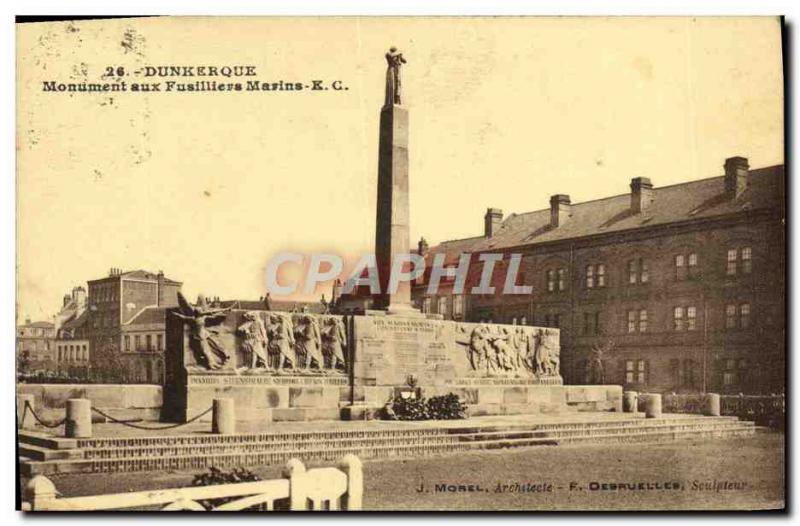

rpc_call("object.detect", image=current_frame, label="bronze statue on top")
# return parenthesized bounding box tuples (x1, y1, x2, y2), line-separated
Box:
(385, 46, 407, 107)
(172, 292, 233, 370)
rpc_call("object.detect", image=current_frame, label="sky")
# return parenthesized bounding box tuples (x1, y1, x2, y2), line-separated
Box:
(16, 16, 784, 322)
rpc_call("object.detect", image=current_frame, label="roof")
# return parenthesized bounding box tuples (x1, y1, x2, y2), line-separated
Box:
(126, 306, 167, 326)
(89, 270, 181, 285)
(61, 310, 89, 330)
(428, 165, 784, 257)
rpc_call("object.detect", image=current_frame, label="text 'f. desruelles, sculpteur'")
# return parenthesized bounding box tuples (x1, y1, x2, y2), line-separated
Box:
(384, 46, 407, 107)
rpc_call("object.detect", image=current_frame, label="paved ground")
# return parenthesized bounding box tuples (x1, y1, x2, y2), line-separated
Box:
(20, 432, 784, 511)
(28, 411, 727, 438)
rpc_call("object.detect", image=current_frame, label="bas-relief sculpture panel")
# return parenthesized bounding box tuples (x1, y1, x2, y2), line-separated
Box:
(350, 316, 562, 387)
(172, 294, 348, 376)
(170, 294, 560, 385)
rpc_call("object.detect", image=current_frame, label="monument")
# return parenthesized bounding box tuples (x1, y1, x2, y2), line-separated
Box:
(373, 47, 414, 313)
(162, 49, 569, 424)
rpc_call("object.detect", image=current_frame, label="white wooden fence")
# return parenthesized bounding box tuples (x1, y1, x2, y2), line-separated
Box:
(22, 455, 362, 511)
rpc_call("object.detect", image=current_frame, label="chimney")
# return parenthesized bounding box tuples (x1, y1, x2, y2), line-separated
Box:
(63, 294, 71, 307)
(549, 195, 571, 228)
(156, 271, 165, 306)
(417, 237, 429, 256)
(484, 208, 503, 237)
(630, 177, 654, 214)
(72, 286, 86, 307)
(724, 156, 749, 199)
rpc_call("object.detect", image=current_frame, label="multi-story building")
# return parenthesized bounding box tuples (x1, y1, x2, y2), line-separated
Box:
(81, 268, 182, 383)
(16, 319, 56, 372)
(412, 156, 785, 395)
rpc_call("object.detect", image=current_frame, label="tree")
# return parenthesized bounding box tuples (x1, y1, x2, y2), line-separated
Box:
(588, 339, 615, 385)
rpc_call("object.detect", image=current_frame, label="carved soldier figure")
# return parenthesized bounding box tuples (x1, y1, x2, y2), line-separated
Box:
(267, 313, 296, 370)
(171, 292, 233, 370)
(546, 329, 561, 376)
(455, 324, 490, 372)
(385, 46, 407, 106)
(294, 314, 324, 370)
(237, 311, 268, 369)
(321, 316, 347, 371)
(532, 328, 549, 375)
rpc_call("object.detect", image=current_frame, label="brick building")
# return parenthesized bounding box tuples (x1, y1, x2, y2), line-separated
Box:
(412, 157, 785, 395)
(80, 268, 182, 383)
(16, 319, 56, 372)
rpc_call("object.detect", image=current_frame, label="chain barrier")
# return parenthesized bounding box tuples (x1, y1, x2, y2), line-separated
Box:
(91, 406, 213, 431)
(22, 401, 68, 429)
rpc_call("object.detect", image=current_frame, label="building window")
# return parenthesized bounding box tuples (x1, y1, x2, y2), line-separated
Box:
(727, 246, 752, 276)
(676, 253, 698, 280)
(627, 309, 647, 333)
(585, 264, 606, 289)
(673, 306, 697, 331)
(547, 268, 566, 292)
(422, 297, 431, 314)
(625, 359, 647, 384)
(740, 303, 751, 329)
(725, 304, 737, 329)
(134, 335, 141, 351)
(452, 295, 464, 318)
(673, 307, 684, 331)
(726, 303, 751, 330)
(437, 296, 448, 317)
(686, 306, 697, 331)
(627, 258, 649, 285)
(723, 359, 737, 386)
(146, 334, 152, 351)
(583, 311, 601, 335)
(156, 334, 163, 351)
(741, 247, 752, 274)
(124, 335, 130, 352)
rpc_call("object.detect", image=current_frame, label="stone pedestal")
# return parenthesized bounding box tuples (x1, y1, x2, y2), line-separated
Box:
(644, 394, 662, 419)
(373, 104, 413, 312)
(623, 391, 638, 413)
(212, 398, 236, 434)
(705, 393, 721, 416)
(65, 398, 92, 438)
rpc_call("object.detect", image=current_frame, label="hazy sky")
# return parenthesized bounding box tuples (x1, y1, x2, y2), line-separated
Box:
(16, 17, 784, 322)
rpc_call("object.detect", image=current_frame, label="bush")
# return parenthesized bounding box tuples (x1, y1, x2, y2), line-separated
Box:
(191, 467, 262, 510)
(382, 392, 467, 421)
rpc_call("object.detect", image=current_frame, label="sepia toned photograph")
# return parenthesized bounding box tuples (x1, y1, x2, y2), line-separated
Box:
(14, 15, 785, 512)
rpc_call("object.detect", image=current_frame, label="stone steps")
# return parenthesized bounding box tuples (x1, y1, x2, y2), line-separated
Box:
(75, 420, 751, 460)
(19, 416, 754, 476)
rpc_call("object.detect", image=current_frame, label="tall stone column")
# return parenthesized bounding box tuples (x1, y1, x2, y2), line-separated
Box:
(373, 104, 414, 312)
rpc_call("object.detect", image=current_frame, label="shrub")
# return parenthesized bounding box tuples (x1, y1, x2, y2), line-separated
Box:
(191, 467, 262, 510)
(427, 393, 468, 420)
(382, 392, 467, 421)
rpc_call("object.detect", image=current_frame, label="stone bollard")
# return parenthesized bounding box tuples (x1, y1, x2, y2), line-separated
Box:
(17, 394, 36, 430)
(65, 399, 92, 438)
(623, 391, 638, 413)
(704, 393, 721, 416)
(212, 398, 235, 434)
(644, 394, 662, 419)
